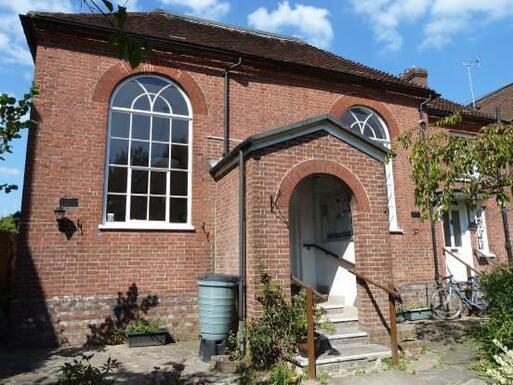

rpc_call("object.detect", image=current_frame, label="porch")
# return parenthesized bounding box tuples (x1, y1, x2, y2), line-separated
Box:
(211, 115, 398, 372)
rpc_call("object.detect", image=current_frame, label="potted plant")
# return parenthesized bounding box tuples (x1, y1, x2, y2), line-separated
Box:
(396, 304, 406, 323)
(125, 319, 170, 348)
(403, 303, 432, 321)
(291, 292, 335, 358)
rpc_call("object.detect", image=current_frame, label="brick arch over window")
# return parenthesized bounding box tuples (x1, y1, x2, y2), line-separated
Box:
(276, 159, 372, 214)
(92, 62, 208, 115)
(329, 95, 399, 138)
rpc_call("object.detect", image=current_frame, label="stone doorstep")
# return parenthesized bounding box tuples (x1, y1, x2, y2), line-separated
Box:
(327, 330, 369, 346)
(293, 343, 391, 367)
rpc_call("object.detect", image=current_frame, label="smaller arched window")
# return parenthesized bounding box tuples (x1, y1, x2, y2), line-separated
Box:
(339, 106, 400, 231)
(102, 75, 193, 229)
(339, 106, 390, 147)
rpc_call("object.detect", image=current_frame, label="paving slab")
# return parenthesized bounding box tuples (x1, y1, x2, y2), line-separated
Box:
(328, 370, 432, 385)
(0, 341, 236, 385)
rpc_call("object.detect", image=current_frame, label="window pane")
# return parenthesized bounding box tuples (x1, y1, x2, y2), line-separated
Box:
(130, 141, 149, 166)
(442, 212, 452, 247)
(110, 112, 130, 138)
(131, 169, 148, 194)
(137, 76, 168, 94)
(132, 114, 150, 140)
(106, 194, 126, 222)
(170, 198, 187, 223)
(170, 171, 187, 196)
(160, 86, 189, 116)
(152, 117, 170, 142)
(109, 139, 129, 165)
(130, 196, 147, 220)
(151, 143, 169, 168)
(149, 197, 166, 221)
(112, 80, 143, 108)
(108, 167, 127, 193)
(133, 94, 151, 111)
(352, 107, 368, 121)
(150, 171, 167, 195)
(154, 95, 171, 114)
(171, 145, 188, 169)
(368, 115, 387, 140)
(172, 120, 189, 143)
(339, 112, 355, 130)
(363, 125, 376, 138)
(452, 210, 462, 247)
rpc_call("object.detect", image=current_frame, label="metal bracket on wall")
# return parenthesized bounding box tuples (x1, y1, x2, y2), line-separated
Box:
(270, 191, 289, 227)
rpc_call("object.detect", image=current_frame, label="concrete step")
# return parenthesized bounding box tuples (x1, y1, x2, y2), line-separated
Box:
(325, 330, 369, 347)
(293, 343, 391, 377)
(329, 316, 359, 334)
(318, 303, 346, 317)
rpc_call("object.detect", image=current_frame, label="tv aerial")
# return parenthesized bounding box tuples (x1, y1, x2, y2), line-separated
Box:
(461, 57, 480, 109)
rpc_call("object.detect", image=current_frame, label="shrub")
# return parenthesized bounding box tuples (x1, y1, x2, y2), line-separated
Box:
(246, 272, 333, 368)
(126, 319, 160, 335)
(268, 363, 300, 385)
(110, 328, 125, 345)
(55, 354, 119, 385)
(475, 264, 513, 360)
(486, 339, 513, 384)
(225, 330, 242, 361)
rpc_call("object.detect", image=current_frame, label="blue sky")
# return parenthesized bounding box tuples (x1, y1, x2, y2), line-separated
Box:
(1, 0, 512, 216)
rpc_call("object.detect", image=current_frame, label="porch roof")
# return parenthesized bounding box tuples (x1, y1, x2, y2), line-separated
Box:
(210, 114, 389, 180)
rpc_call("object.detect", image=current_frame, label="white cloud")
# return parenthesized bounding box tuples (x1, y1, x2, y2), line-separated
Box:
(159, 0, 230, 20)
(350, 0, 513, 52)
(0, 166, 20, 176)
(0, 0, 73, 66)
(247, 1, 333, 49)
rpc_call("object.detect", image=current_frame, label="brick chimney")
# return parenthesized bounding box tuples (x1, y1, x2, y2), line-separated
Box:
(400, 66, 428, 87)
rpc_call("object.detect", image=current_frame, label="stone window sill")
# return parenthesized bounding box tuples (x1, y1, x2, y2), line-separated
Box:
(98, 223, 195, 231)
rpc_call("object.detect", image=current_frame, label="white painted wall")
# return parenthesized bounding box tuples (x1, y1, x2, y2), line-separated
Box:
(289, 175, 357, 306)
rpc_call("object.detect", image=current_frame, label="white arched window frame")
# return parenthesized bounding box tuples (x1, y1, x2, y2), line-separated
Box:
(100, 75, 194, 230)
(339, 106, 401, 232)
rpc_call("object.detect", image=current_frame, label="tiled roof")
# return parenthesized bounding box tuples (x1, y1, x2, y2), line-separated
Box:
(22, 11, 494, 122)
(22, 11, 434, 96)
(427, 97, 495, 121)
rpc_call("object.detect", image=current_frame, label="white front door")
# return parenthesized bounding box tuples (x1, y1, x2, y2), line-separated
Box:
(442, 202, 474, 282)
(289, 175, 356, 306)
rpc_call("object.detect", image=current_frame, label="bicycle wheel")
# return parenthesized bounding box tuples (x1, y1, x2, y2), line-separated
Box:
(430, 287, 463, 320)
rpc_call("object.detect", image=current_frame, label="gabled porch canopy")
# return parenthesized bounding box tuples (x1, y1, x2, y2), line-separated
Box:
(210, 114, 389, 180)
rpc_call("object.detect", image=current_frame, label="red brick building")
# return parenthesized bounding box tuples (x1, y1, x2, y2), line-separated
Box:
(10, 11, 510, 351)
(475, 82, 513, 121)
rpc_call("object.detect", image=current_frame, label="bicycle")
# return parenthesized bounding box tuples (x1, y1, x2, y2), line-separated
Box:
(430, 275, 488, 320)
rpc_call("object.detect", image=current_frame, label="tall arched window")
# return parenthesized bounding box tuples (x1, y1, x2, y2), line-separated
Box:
(339, 106, 400, 231)
(102, 75, 193, 229)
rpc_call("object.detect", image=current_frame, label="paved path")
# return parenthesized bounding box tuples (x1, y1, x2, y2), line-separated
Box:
(0, 318, 491, 385)
(0, 340, 235, 385)
(330, 319, 491, 385)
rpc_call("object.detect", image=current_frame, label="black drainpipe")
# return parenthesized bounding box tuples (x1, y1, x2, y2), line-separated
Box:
(496, 107, 513, 262)
(224, 57, 243, 156)
(238, 149, 247, 356)
(418, 94, 441, 284)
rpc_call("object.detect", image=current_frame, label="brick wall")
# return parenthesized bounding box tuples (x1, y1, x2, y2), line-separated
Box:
(11, 26, 512, 345)
(243, 132, 392, 343)
(476, 84, 513, 121)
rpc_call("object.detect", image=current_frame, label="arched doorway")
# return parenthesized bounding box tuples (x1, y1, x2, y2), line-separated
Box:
(289, 173, 357, 307)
